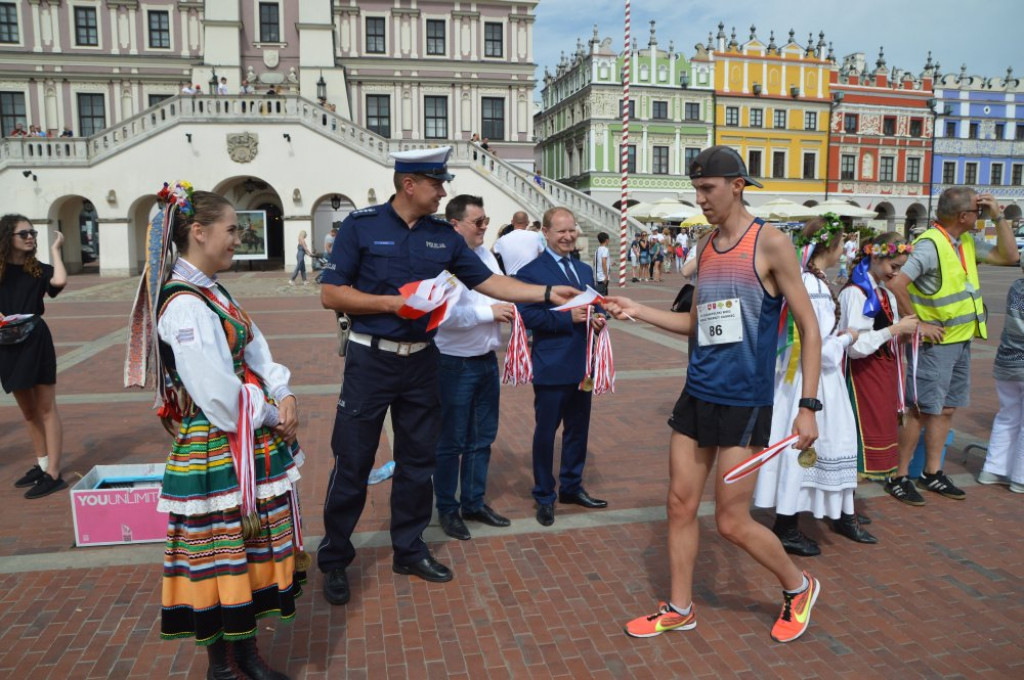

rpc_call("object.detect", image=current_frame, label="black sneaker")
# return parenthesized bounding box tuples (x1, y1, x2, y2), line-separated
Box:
(14, 464, 44, 488)
(24, 473, 67, 499)
(916, 470, 966, 500)
(885, 476, 925, 506)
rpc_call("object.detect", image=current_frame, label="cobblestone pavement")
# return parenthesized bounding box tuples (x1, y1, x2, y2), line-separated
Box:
(0, 267, 1020, 679)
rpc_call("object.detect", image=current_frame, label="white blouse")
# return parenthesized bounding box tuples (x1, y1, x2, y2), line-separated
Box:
(156, 260, 293, 432)
(838, 274, 901, 360)
(803, 272, 852, 373)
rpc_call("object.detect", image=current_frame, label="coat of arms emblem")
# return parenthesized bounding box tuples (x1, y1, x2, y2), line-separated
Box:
(227, 132, 259, 163)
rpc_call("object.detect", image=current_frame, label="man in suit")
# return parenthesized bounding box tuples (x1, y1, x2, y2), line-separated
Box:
(515, 207, 608, 526)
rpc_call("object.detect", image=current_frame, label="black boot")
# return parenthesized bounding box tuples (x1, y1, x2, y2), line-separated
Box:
(206, 639, 245, 680)
(831, 513, 878, 544)
(772, 513, 821, 557)
(234, 637, 290, 680)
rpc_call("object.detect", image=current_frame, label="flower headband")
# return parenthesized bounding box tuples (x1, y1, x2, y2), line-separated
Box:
(156, 180, 195, 218)
(794, 212, 844, 249)
(862, 241, 913, 258)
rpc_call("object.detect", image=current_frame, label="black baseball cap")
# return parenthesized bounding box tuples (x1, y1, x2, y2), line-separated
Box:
(688, 145, 764, 188)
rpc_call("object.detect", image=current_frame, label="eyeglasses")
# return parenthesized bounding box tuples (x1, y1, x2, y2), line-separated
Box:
(14, 229, 38, 239)
(961, 209, 983, 216)
(463, 217, 490, 228)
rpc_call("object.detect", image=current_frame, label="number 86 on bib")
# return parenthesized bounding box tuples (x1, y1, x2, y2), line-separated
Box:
(697, 298, 743, 346)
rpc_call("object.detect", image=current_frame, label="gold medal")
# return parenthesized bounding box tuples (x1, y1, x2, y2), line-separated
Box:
(293, 550, 312, 572)
(798, 447, 818, 468)
(580, 377, 594, 392)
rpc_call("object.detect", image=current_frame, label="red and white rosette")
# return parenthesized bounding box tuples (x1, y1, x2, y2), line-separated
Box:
(722, 434, 800, 485)
(502, 305, 533, 385)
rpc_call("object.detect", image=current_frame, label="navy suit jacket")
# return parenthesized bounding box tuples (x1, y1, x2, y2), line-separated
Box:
(515, 253, 597, 386)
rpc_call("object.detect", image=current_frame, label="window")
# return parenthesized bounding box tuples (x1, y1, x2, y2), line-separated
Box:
(725, 106, 739, 126)
(366, 17, 385, 53)
(148, 94, 172, 107)
(424, 96, 447, 139)
(804, 111, 817, 131)
(0, 3, 18, 43)
(968, 122, 979, 139)
(1016, 124, 1024, 140)
(772, 151, 786, 178)
(1012, 163, 1023, 186)
(77, 93, 105, 137)
(74, 7, 98, 46)
(802, 152, 816, 179)
(652, 100, 668, 120)
(840, 154, 856, 180)
(749, 108, 763, 128)
(147, 10, 170, 48)
(684, 147, 700, 171)
(773, 109, 787, 129)
(879, 156, 895, 182)
(652, 146, 669, 174)
(481, 97, 504, 140)
(882, 116, 896, 136)
(907, 157, 921, 183)
(426, 19, 445, 55)
(0, 91, 26, 136)
(909, 118, 922, 137)
(258, 2, 280, 43)
(991, 163, 1003, 186)
(994, 122, 1005, 140)
(944, 121, 956, 138)
(964, 162, 977, 185)
(684, 102, 700, 121)
(484, 22, 503, 57)
(366, 94, 390, 137)
(843, 113, 858, 133)
(621, 144, 636, 173)
(747, 150, 762, 177)
(942, 161, 956, 184)
(623, 99, 635, 119)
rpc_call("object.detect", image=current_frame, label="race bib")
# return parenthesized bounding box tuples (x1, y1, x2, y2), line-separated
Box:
(697, 298, 743, 346)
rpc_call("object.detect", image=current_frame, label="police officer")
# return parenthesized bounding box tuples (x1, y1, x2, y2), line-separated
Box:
(318, 147, 579, 605)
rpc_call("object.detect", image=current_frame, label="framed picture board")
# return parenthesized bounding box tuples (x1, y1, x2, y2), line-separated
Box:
(235, 210, 268, 260)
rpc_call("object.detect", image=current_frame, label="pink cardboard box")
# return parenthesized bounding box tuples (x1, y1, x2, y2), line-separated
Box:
(71, 463, 167, 547)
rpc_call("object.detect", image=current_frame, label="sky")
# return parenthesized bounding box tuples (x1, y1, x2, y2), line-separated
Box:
(533, 0, 1022, 95)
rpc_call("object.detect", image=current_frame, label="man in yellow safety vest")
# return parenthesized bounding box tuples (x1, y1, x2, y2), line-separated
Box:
(886, 186, 1020, 505)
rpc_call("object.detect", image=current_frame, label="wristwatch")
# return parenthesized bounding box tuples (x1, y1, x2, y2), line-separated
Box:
(798, 398, 823, 412)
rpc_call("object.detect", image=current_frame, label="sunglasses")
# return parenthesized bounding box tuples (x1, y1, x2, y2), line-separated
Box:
(14, 229, 38, 239)
(463, 217, 490, 228)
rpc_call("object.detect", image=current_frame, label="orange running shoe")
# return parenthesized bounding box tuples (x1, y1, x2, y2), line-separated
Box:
(624, 602, 696, 638)
(770, 572, 821, 643)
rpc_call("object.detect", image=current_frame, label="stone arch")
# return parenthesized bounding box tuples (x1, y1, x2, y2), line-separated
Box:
(212, 176, 284, 263)
(1004, 203, 1021, 222)
(46, 194, 100, 274)
(127, 194, 161, 274)
(874, 201, 896, 231)
(904, 202, 927, 237)
(311, 193, 357, 253)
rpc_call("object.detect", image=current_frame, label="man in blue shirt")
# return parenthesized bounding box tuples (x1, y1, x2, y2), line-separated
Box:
(317, 147, 579, 605)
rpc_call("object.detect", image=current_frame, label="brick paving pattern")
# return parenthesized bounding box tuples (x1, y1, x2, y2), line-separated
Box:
(0, 267, 1020, 679)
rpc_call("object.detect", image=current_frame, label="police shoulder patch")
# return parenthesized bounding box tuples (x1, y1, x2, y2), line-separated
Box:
(350, 206, 379, 218)
(426, 214, 451, 227)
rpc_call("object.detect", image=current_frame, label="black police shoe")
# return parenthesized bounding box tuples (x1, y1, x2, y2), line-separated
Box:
(323, 568, 350, 605)
(393, 555, 453, 583)
(536, 503, 555, 526)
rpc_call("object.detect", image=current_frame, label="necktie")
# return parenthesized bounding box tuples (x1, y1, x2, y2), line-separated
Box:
(560, 257, 580, 286)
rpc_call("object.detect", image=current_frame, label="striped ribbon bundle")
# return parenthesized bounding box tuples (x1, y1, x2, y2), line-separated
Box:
(592, 324, 616, 395)
(502, 306, 533, 385)
(225, 383, 264, 534)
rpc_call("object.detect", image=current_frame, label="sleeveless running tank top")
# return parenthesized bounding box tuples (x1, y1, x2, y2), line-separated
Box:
(685, 219, 782, 407)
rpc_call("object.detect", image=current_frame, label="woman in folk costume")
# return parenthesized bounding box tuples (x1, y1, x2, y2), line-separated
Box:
(124, 182, 306, 680)
(753, 214, 873, 555)
(838, 233, 918, 483)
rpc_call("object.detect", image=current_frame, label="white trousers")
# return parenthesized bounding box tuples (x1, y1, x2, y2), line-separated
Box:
(984, 379, 1024, 484)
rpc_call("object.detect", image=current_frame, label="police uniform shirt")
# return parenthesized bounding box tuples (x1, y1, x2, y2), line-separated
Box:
(322, 201, 494, 341)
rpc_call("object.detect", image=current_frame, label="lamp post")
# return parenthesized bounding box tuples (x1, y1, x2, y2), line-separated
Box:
(824, 90, 844, 200)
(330, 195, 342, 211)
(316, 72, 327, 102)
(926, 97, 941, 227)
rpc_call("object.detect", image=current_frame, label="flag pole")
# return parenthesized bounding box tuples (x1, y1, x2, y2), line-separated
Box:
(618, 0, 631, 288)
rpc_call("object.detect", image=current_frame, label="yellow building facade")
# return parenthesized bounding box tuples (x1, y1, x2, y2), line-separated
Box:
(707, 28, 832, 198)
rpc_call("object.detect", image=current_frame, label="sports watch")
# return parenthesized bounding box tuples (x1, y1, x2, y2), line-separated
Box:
(798, 398, 823, 412)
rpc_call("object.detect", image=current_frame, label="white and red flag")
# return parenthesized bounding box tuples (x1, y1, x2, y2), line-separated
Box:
(551, 285, 607, 311)
(396, 270, 463, 331)
(722, 435, 800, 485)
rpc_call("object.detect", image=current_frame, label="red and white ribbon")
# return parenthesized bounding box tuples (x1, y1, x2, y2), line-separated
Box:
(909, 329, 920, 406)
(893, 336, 906, 414)
(225, 383, 262, 518)
(289, 477, 305, 554)
(502, 306, 533, 385)
(722, 434, 800, 485)
(592, 324, 616, 395)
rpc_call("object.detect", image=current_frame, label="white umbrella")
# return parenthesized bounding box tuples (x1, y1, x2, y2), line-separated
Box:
(664, 205, 701, 221)
(751, 198, 818, 220)
(812, 199, 877, 219)
(649, 198, 698, 219)
(624, 201, 658, 220)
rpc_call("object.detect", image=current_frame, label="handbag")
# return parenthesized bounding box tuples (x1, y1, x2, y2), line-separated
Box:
(670, 284, 694, 313)
(0, 314, 39, 345)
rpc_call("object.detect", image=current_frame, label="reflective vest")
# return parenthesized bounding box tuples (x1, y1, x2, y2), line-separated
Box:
(908, 227, 987, 343)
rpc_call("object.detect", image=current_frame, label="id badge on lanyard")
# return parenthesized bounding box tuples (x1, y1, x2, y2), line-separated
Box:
(697, 298, 743, 346)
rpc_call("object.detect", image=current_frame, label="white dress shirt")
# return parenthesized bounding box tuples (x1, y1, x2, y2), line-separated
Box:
(838, 273, 903, 359)
(494, 229, 544, 275)
(435, 246, 504, 357)
(157, 259, 293, 432)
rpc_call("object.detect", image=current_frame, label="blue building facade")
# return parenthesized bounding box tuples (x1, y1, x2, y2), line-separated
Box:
(931, 66, 1024, 224)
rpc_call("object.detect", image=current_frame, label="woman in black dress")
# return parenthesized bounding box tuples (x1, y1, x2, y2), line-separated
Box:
(0, 214, 67, 498)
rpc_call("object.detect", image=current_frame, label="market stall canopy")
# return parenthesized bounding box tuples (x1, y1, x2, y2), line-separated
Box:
(649, 198, 698, 219)
(750, 198, 819, 220)
(623, 201, 658, 220)
(680, 213, 710, 227)
(811, 200, 878, 218)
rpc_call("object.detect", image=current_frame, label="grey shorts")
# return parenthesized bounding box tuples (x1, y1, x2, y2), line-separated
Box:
(907, 341, 971, 415)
